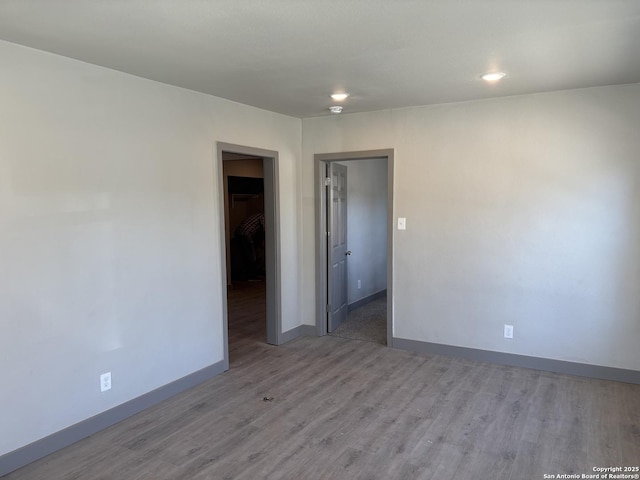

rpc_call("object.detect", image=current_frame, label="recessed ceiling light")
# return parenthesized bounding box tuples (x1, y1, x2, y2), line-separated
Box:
(329, 106, 343, 114)
(330, 92, 350, 101)
(481, 71, 507, 82)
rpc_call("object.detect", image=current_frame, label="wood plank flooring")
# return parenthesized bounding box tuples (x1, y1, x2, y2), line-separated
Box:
(4, 282, 640, 479)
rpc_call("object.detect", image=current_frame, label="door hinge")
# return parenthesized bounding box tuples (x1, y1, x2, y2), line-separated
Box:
(324, 177, 332, 186)
(326, 304, 331, 313)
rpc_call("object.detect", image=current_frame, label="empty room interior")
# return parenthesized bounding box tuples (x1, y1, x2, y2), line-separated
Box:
(1, 1, 639, 479)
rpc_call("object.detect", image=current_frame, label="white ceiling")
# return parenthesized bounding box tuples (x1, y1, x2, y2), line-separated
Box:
(1, 1, 639, 118)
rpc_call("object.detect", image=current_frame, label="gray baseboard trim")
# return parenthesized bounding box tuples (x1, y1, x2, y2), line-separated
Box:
(392, 337, 640, 385)
(348, 289, 387, 313)
(0, 360, 227, 477)
(280, 324, 316, 344)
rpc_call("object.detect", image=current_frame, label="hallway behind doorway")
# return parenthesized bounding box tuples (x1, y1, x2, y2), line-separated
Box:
(227, 280, 268, 361)
(329, 296, 387, 345)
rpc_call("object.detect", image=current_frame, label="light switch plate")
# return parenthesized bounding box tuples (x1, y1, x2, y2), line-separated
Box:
(398, 217, 406, 230)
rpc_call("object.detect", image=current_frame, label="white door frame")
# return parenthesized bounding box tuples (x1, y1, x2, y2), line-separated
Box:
(217, 142, 282, 369)
(315, 149, 394, 347)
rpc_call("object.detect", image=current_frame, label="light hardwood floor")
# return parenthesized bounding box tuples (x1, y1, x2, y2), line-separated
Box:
(5, 282, 640, 479)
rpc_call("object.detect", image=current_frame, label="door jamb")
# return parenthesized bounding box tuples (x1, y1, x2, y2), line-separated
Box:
(217, 142, 282, 370)
(314, 149, 394, 347)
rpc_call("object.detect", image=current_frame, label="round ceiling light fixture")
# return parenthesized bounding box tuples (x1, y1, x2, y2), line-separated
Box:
(481, 71, 507, 82)
(329, 106, 343, 114)
(330, 92, 350, 101)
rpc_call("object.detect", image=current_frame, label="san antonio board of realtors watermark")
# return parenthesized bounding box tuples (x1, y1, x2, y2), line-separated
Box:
(543, 466, 640, 479)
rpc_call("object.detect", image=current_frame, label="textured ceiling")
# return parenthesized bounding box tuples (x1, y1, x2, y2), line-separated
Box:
(1, 0, 639, 118)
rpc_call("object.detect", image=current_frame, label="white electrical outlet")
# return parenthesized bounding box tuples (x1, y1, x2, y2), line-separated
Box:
(357, 280, 361, 289)
(504, 324, 514, 339)
(100, 372, 111, 392)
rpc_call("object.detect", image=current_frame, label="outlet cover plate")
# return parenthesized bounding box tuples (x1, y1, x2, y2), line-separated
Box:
(504, 324, 514, 339)
(100, 372, 111, 392)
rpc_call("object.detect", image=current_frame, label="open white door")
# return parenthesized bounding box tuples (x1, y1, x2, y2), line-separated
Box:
(327, 163, 349, 332)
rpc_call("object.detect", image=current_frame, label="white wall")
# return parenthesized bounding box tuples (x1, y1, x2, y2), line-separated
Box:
(302, 83, 640, 372)
(337, 159, 387, 304)
(0, 40, 302, 456)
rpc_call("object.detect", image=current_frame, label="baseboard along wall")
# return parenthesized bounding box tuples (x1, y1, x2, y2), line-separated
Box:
(7, 330, 636, 477)
(280, 324, 316, 344)
(348, 289, 387, 313)
(1, 322, 321, 477)
(0, 360, 227, 477)
(393, 337, 640, 385)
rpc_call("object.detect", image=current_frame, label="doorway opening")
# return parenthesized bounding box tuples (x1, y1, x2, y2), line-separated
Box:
(217, 143, 281, 367)
(315, 149, 394, 347)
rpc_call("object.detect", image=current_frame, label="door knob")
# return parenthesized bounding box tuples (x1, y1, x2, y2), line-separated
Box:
(345, 250, 352, 255)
